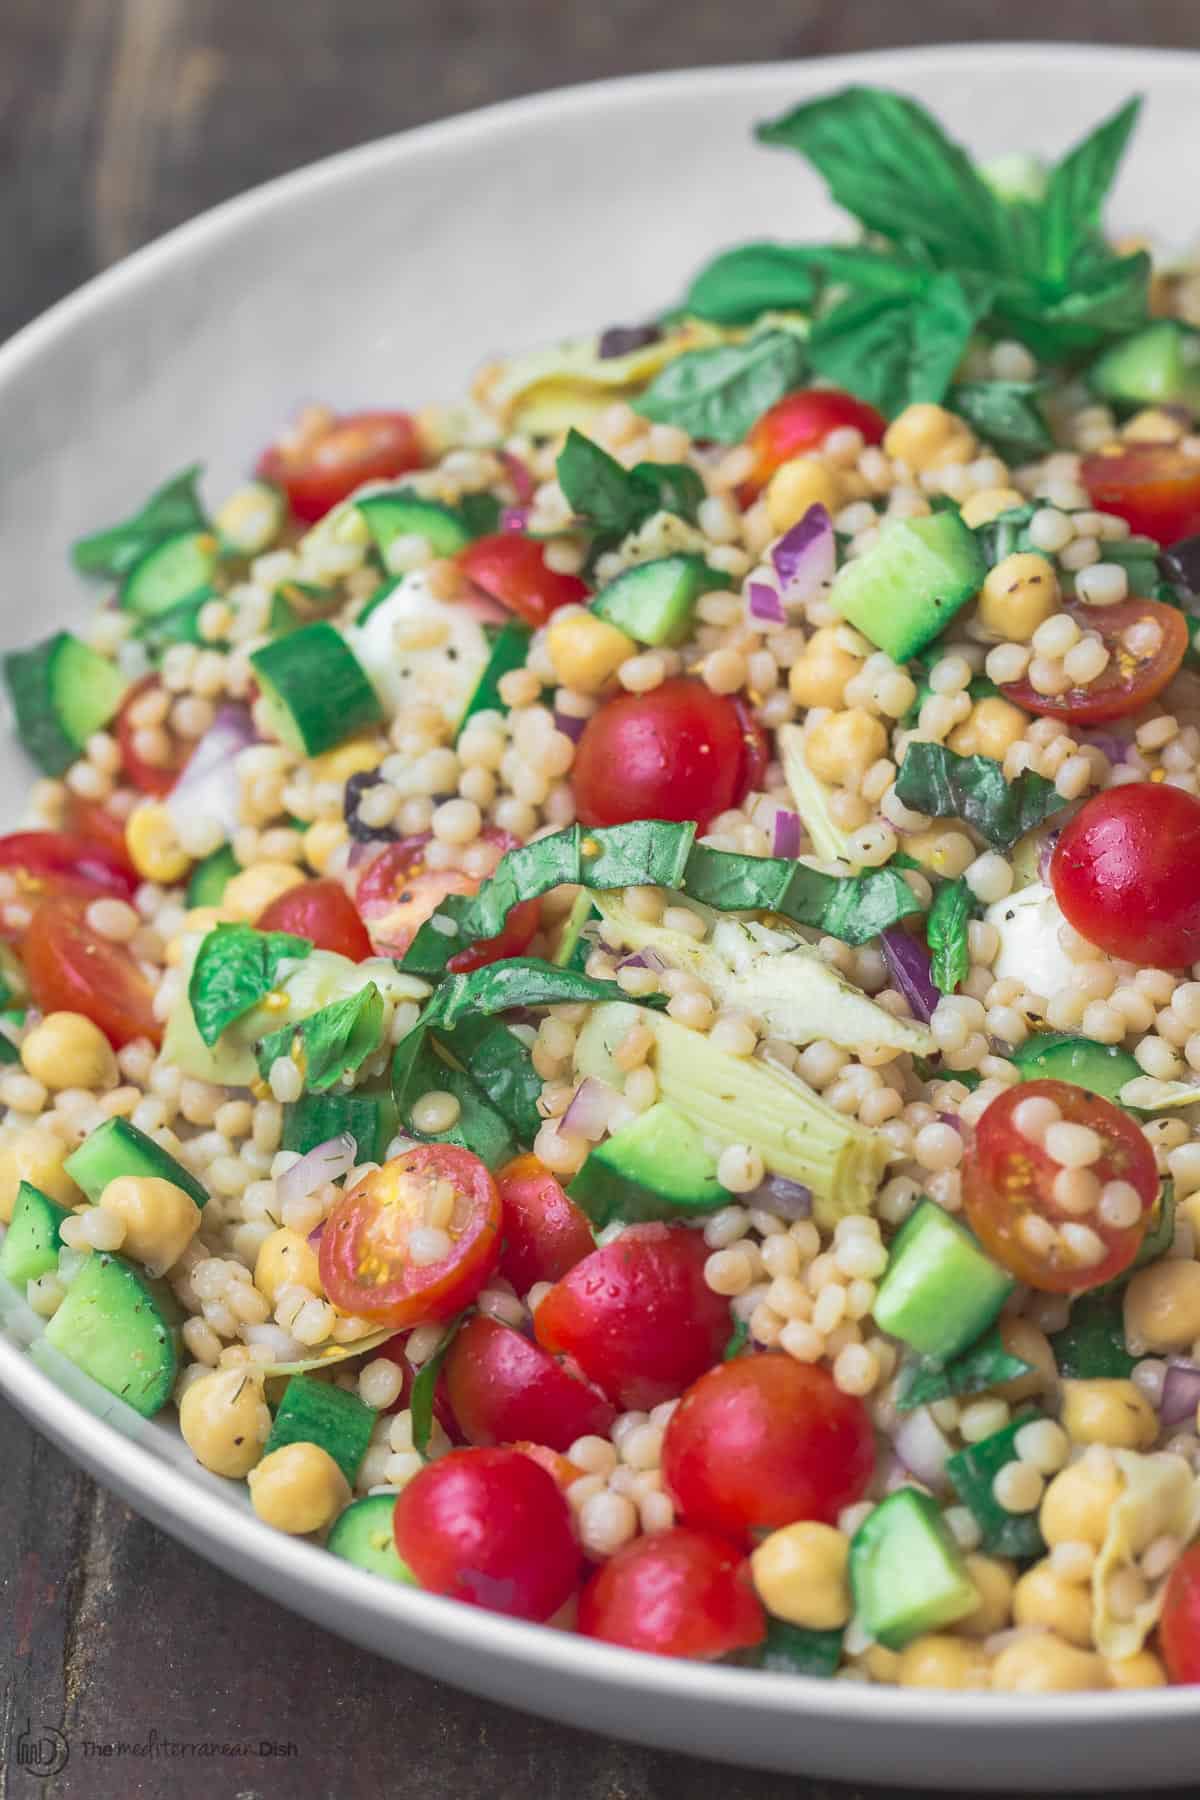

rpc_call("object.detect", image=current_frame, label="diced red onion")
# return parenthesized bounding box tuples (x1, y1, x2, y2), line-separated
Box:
(1037, 826, 1064, 884)
(1078, 730, 1128, 765)
(880, 926, 939, 1024)
(554, 708, 587, 743)
(747, 579, 786, 626)
(937, 1112, 966, 1134)
(771, 503, 835, 605)
(616, 946, 667, 973)
(165, 703, 257, 838)
(1160, 1359, 1200, 1426)
(561, 1076, 619, 1142)
(772, 809, 802, 859)
(307, 1223, 324, 1249)
(742, 1172, 812, 1220)
(894, 1408, 953, 1492)
(500, 450, 535, 504)
(276, 1133, 358, 1208)
(501, 506, 530, 533)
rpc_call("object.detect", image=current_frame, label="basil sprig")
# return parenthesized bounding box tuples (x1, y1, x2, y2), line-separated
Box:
(189, 923, 311, 1047)
(894, 742, 1067, 851)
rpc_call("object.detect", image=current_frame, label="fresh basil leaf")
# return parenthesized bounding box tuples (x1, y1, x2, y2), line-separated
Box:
(411, 1312, 469, 1455)
(927, 877, 973, 997)
(756, 1619, 844, 1678)
(255, 983, 384, 1093)
(438, 1015, 544, 1147)
(72, 466, 210, 580)
(950, 381, 1053, 458)
(1093, 1181, 1175, 1298)
(557, 430, 649, 537)
(1039, 97, 1142, 287)
(682, 845, 922, 944)
(683, 243, 818, 323)
(994, 250, 1151, 361)
(946, 1416, 1047, 1558)
(188, 922, 311, 1047)
(634, 331, 807, 443)
(896, 1322, 1033, 1412)
(808, 274, 991, 415)
(631, 461, 706, 525)
(402, 1037, 517, 1167)
(894, 742, 1068, 851)
(971, 500, 1040, 568)
(722, 1318, 750, 1362)
(458, 491, 503, 537)
(1049, 1293, 1135, 1380)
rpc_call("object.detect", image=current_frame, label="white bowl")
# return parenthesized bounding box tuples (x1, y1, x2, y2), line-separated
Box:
(2, 41, 1199, 1789)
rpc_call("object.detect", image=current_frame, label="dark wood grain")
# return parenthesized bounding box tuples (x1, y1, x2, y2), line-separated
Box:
(3, 4, 1200, 1796)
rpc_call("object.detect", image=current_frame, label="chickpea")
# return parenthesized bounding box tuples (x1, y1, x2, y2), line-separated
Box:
(302, 820, 349, 876)
(1060, 1378, 1158, 1451)
(98, 1175, 201, 1275)
(1040, 1452, 1124, 1549)
(1124, 1260, 1200, 1353)
(545, 613, 635, 694)
(804, 709, 888, 785)
(896, 827, 976, 879)
(895, 1634, 990, 1690)
(948, 696, 1029, 762)
(788, 628, 865, 711)
(953, 1554, 1016, 1638)
(308, 740, 383, 784)
(1012, 1559, 1094, 1649)
(977, 553, 1061, 642)
(960, 487, 1025, 530)
(20, 1011, 118, 1092)
(179, 1366, 271, 1478)
(222, 862, 306, 923)
(882, 404, 976, 473)
(0, 1124, 82, 1223)
(749, 1521, 850, 1630)
(994, 1318, 1057, 1404)
(1106, 1649, 1167, 1689)
(991, 1635, 1108, 1692)
(255, 1227, 322, 1305)
(247, 1441, 350, 1534)
(860, 1644, 901, 1684)
(765, 456, 844, 534)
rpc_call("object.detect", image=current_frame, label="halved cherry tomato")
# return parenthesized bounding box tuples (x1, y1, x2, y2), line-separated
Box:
(1000, 598, 1189, 724)
(578, 1528, 764, 1659)
(495, 1153, 595, 1293)
(1160, 1542, 1200, 1682)
(63, 797, 137, 877)
(354, 830, 539, 968)
(744, 388, 886, 495)
(23, 896, 160, 1047)
(1050, 781, 1200, 967)
(963, 1079, 1158, 1293)
(258, 878, 372, 961)
(393, 1446, 581, 1621)
(0, 831, 137, 912)
(319, 1144, 501, 1327)
(443, 1314, 615, 1452)
(571, 678, 757, 832)
(116, 677, 190, 796)
(458, 534, 589, 629)
(1082, 444, 1200, 545)
(662, 1356, 875, 1541)
(258, 410, 424, 524)
(534, 1223, 731, 1410)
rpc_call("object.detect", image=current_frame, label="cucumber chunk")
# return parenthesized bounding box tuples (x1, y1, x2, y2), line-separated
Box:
(4, 632, 128, 777)
(590, 554, 719, 647)
(281, 1090, 398, 1165)
(356, 491, 472, 560)
(65, 1116, 209, 1210)
(43, 1251, 179, 1417)
(945, 1415, 1048, 1559)
(263, 1373, 376, 1485)
(121, 530, 220, 617)
(873, 1198, 1012, 1363)
(0, 1181, 72, 1287)
(186, 844, 240, 908)
(251, 622, 383, 756)
(831, 511, 985, 661)
(568, 1100, 730, 1227)
(849, 1487, 980, 1649)
(327, 1494, 416, 1583)
(1089, 320, 1200, 414)
(456, 620, 533, 735)
(755, 1619, 844, 1677)
(1011, 1032, 1142, 1105)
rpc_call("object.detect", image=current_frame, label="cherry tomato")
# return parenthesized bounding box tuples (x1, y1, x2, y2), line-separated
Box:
(1159, 1542, 1200, 1682)
(572, 678, 756, 832)
(257, 878, 372, 961)
(63, 797, 137, 876)
(732, 695, 770, 797)
(319, 1144, 501, 1327)
(393, 1446, 580, 1621)
(355, 831, 539, 968)
(495, 1153, 595, 1293)
(662, 1356, 875, 1540)
(258, 410, 424, 524)
(0, 831, 137, 912)
(534, 1223, 731, 1410)
(745, 388, 886, 494)
(23, 897, 160, 1047)
(1050, 782, 1200, 967)
(443, 1314, 615, 1452)
(115, 677, 189, 796)
(1082, 444, 1200, 545)
(458, 534, 589, 629)
(510, 1441, 585, 1491)
(578, 1528, 764, 1659)
(963, 1079, 1158, 1293)
(1000, 599, 1189, 724)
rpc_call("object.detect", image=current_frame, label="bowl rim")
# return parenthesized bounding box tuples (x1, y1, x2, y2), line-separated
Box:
(3, 36, 1200, 1737)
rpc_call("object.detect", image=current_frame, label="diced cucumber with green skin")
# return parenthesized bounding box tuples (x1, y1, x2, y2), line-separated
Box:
(945, 1416, 1047, 1559)
(43, 1252, 179, 1418)
(327, 1495, 416, 1583)
(873, 1199, 1013, 1363)
(568, 1100, 729, 1228)
(590, 554, 720, 647)
(65, 1117, 209, 1210)
(136, 593, 219, 657)
(355, 578, 403, 626)
(830, 511, 985, 661)
(1048, 1294, 1135, 1380)
(186, 844, 240, 908)
(849, 1488, 980, 1649)
(3, 632, 128, 777)
(120, 530, 220, 618)
(282, 1090, 398, 1165)
(756, 1619, 844, 1677)
(1089, 319, 1200, 414)
(1011, 1033, 1143, 1105)
(456, 620, 533, 735)
(263, 1373, 376, 1485)
(251, 622, 383, 756)
(0, 1182, 72, 1288)
(356, 491, 472, 559)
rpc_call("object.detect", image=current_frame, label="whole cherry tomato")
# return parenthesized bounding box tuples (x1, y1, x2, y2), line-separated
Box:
(458, 534, 588, 629)
(495, 1154, 595, 1293)
(1050, 781, 1200, 967)
(258, 410, 424, 523)
(572, 678, 757, 832)
(662, 1356, 875, 1540)
(258, 878, 372, 961)
(443, 1314, 615, 1452)
(115, 677, 190, 796)
(1081, 444, 1200, 545)
(578, 1528, 764, 1659)
(963, 1079, 1158, 1293)
(355, 830, 538, 968)
(393, 1446, 581, 1621)
(745, 388, 886, 494)
(1001, 598, 1189, 724)
(23, 896, 160, 1047)
(1160, 1542, 1200, 1682)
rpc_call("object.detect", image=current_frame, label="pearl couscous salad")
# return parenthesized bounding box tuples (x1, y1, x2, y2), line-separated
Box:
(8, 84, 1200, 1694)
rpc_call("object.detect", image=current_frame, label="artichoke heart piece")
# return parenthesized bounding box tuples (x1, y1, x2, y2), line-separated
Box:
(1093, 1449, 1200, 1661)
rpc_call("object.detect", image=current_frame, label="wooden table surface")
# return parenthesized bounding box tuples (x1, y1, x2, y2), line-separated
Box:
(3, 4, 1200, 1796)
